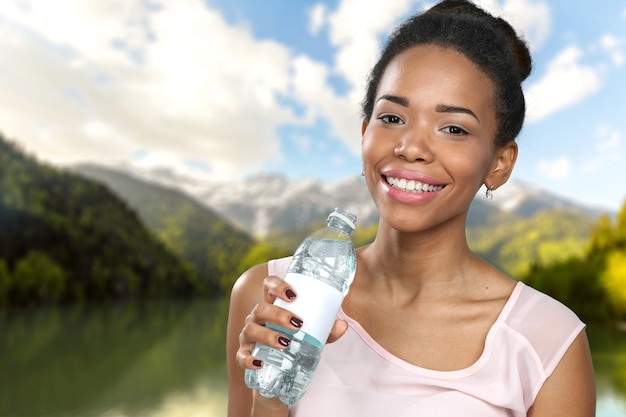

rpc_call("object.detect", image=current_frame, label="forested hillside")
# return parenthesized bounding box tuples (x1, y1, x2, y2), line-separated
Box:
(74, 164, 256, 292)
(3, 131, 625, 324)
(522, 206, 626, 324)
(0, 135, 204, 305)
(70, 163, 606, 312)
(467, 209, 594, 276)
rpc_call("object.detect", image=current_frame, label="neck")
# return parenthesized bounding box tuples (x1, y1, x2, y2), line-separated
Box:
(358, 216, 479, 300)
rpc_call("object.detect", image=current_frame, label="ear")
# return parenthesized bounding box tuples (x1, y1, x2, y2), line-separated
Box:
(484, 141, 518, 190)
(361, 120, 368, 140)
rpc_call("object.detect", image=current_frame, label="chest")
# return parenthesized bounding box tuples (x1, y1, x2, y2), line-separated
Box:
(342, 295, 506, 371)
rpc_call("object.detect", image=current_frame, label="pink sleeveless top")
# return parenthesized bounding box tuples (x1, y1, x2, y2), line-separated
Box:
(268, 257, 585, 417)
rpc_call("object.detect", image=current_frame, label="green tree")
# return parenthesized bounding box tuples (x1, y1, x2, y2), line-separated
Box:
(224, 243, 291, 291)
(589, 213, 614, 253)
(12, 251, 67, 303)
(615, 201, 626, 246)
(0, 258, 10, 305)
(0, 135, 206, 305)
(600, 249, 626, 319)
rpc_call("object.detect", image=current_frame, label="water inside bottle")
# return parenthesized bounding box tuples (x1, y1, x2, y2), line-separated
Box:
(296, 239, 356, 293)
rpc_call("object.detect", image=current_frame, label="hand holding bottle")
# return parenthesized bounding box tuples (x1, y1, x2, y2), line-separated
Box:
(242, 209, 356, 405)
(236, 275, 349, 371)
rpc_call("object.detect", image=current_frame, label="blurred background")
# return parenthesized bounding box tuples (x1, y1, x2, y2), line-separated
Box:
(1, 0, 625, 416)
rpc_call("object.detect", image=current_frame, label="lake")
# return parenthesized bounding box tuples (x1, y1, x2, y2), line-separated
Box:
(0, 298, 624, 417)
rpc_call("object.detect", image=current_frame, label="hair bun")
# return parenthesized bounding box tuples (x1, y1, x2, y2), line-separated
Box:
(430, 0, 532, 81)
(494, 17, 532, 81)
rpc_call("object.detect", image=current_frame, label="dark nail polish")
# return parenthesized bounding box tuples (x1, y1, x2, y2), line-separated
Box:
(252, 359, 262, 367)
(278, 336, 290, 347)
(286, 289, 296, 300)
(290, 317, 303, 328)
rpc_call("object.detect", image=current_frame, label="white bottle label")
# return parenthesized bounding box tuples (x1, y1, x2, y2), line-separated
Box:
(273, 272, 344, 346)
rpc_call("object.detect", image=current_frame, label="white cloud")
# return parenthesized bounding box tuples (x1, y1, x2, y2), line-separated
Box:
(525, 46, 602, 122)
(326, 0, 416, 98)
(290, 54, 362, 154)
(600, 34, 625, 67)
(595, 124, 622, 152)
(0, 0, 597, 190)
(307, 4, 327, 36)
(537, 156, 571, 180)
(290, 134, 312, 152)
(475, 0, 552, 50)
(289, 0, 420, 157)
(0, 0, 295, 183)
(601, 34, 621, 50)
(583, 124, 622, 173)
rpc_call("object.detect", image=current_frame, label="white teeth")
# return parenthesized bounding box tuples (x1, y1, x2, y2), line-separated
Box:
(385, 176, 444, 193)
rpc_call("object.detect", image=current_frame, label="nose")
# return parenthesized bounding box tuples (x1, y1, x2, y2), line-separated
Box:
(393, 123, 434, 163)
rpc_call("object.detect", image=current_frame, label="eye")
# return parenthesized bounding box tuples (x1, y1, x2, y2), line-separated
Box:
(442, 125, 468, 135)
(378, 114, 404, 125)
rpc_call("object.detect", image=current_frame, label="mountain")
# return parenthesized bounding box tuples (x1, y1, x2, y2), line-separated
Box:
(72, 164, 256, 290)
(195, 173, 603, 236)
(94, 162, 603, 238)
(0, 135, 202, 305)
(481, 180, 605, 219)
(196, 174, 379, 237)
(75, 165, 604, 277)
(198, 174, 601, 275)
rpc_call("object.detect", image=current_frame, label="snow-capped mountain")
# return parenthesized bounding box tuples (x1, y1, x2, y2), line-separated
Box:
(196, 173, 604, 237)
(197, 174, 379, 237)
(484, 180, 602, 217)
(76, 164, 606, 238)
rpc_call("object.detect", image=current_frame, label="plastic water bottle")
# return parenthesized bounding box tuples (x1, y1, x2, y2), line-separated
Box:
(245, 208, 357, 405)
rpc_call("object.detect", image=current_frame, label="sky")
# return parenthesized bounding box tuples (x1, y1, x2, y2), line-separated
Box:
(0, 0, 625, 212)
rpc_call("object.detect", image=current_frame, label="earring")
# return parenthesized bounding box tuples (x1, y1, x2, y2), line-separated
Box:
(485, 184, 495, 200)
(361, 168, 365, 176)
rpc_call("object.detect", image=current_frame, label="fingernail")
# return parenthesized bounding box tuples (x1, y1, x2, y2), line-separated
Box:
(252, 359, 262, 367)
(278, 336, 290, 347)
(290, 317, 303, 328)
(286, 289, 296, 300)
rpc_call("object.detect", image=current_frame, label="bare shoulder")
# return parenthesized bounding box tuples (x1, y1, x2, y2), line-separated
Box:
(227, 262, 269, 347)
(528, 330, 596, 417)
(231, 263, 269, 306)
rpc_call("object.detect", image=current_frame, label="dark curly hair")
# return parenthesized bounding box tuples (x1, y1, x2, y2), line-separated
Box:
(361, 0, 532, 146)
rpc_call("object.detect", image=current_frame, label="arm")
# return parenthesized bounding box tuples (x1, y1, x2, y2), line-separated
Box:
(226, 263, 265, 417)
(527, 330, 596, 417)
(226, 263, 299, 417)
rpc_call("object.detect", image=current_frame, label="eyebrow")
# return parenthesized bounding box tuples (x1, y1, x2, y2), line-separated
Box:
(377, 95, 480, 123)
(376, 94, 410, 107)
(436, 104, 480, 123)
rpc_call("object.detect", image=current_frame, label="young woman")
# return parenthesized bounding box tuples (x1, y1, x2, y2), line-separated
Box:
(226, 1, 596, 416)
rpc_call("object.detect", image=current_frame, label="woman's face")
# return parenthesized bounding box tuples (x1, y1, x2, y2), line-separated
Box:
(362, 44, 507, 232)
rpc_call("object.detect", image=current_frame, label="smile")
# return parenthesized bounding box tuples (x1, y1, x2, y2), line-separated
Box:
(384, 176, 445, 193)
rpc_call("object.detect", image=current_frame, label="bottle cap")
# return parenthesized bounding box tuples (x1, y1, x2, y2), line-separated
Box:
(328, 209, 356, 231)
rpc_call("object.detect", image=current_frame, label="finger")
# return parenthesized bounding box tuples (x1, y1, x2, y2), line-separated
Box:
(236, 323, 291, 370)
(246, 302, 304, 332)
(236, 343, 263, 370)
(236, 319, 273, 370)
(263, 275, 297, 304)
(327, 319, 348, 344)
(236, 304, 304, 370)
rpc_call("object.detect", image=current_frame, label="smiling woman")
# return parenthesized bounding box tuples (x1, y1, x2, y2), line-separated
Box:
(226, 1, 596, 416)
